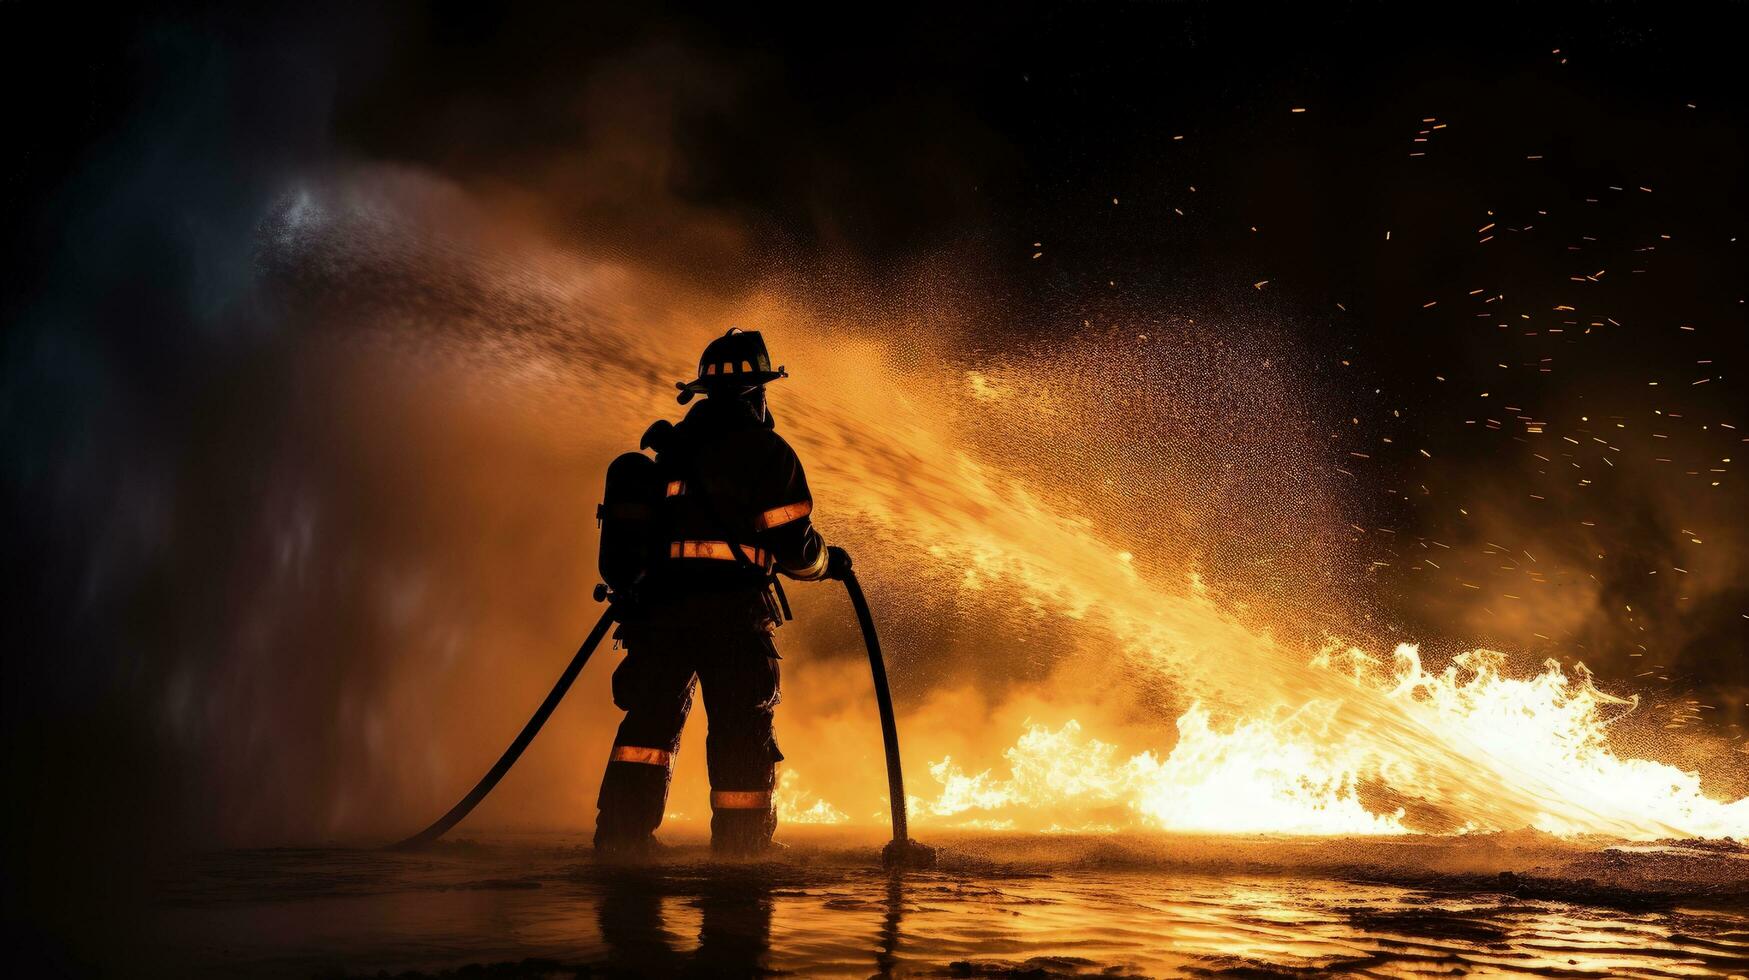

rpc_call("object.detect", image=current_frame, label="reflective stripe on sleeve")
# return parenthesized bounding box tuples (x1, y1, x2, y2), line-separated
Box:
(710, 789, 773, 810)
(610, 745, 674, 767)
(755, 499, 812, 530)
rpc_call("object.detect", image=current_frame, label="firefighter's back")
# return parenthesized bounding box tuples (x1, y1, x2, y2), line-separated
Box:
(595, 327, 832, 857)
(643, 397, 813, 608)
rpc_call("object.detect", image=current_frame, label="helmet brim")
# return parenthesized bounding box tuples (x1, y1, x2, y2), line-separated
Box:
(676, 368, 787, 394)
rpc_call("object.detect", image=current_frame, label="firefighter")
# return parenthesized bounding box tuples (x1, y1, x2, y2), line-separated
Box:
(594, 328, 848, 857)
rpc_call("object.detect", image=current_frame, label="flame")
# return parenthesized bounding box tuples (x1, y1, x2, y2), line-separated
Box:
(774, 769, 849, 826)
(922, 712, 1400, 835)
(903, 645, 1749, 839)
(241, 173, 1747, 846)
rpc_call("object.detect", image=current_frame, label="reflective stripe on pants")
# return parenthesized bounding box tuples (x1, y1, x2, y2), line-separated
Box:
(610, 745, 674, 767)
(710, 789, 773, 810)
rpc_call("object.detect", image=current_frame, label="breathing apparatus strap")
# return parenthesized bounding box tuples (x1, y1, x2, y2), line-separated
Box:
(771, 576, 793, 622)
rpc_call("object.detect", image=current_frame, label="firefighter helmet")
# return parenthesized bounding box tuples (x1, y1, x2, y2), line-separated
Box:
(676, 328, 786, 404)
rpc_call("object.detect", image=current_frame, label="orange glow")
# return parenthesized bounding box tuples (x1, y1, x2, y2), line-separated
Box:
(904, 647, 1748, 838)
(254, 172, 1745, 847)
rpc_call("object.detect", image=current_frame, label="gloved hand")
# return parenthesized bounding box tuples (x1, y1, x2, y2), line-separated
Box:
(825, 545, 853, 580)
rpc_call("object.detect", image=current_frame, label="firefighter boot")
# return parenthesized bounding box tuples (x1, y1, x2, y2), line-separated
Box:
(595, 745, 677, 858)
(710, 789, 778, 857)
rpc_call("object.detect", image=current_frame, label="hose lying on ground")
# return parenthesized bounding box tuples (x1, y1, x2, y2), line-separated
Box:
(389, 604, 618, 849)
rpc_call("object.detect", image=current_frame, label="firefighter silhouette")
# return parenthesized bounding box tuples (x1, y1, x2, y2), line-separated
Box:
(594, 328, 848, 856)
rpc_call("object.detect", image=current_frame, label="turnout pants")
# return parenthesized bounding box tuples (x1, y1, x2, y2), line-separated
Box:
(595, 593, 783, 854)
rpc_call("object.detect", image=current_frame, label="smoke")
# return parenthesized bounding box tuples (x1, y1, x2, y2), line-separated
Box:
(8, 6, 1748, 966)
(20, 159, 1732, 856)
(198, 166, 1344, 843)
(2, 15, 364, 961)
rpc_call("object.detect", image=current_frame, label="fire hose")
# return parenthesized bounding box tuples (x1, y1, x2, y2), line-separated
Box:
(390, 594, 618, 850)
(840, 565, 936, 868)
(391, 560, 935, 868)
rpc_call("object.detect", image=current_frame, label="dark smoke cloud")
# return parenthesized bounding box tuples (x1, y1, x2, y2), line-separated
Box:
(1, 12, 1020, 968)
(2, 9, 380, 966)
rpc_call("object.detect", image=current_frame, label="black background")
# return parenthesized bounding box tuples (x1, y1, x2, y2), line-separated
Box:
(5, 2, 1747, 971)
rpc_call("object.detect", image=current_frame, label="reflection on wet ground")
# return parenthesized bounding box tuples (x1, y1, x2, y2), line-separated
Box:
(148, 831, 1749, 977)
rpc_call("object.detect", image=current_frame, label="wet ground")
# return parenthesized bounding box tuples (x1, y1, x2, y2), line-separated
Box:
(145, 830, 1749, 977)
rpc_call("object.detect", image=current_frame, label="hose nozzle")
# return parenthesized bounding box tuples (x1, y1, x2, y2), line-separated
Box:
(881, 837, 938, 870)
